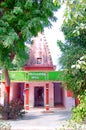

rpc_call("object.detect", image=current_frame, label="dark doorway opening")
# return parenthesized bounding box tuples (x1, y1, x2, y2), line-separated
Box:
(54, 83, 63, 106)
(34, 87, 44, 107)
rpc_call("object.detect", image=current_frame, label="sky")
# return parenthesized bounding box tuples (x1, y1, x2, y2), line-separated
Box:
(44, 4, 66, 70)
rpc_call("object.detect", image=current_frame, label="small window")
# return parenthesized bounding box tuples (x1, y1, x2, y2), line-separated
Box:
(37, 58, 42, 64)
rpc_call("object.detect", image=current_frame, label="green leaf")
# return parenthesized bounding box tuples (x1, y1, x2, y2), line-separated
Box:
(13, 7, 23, 15)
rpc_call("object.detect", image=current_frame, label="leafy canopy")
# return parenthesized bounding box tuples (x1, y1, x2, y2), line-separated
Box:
(0, 0, 61, 69)
(57, 0, 86, 95)
(57, 0, 86, 122)
(62, 0, 86, 48)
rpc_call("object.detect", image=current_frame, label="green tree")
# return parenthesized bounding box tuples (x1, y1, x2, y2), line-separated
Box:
(58, 0, 86, 96)
(0, 0, 61, 104)
(62, 0, 86, 48)
(57, 0, 86, 122)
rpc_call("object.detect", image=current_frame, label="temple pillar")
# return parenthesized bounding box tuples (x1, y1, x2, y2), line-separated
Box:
(24, 83, 29, 110)
(46, 83, 49, 110)
(5, 86, 10, 104)
(75, 98, 80, 106)
(2, 82, 10, 104)
(67, 90, 73, 97)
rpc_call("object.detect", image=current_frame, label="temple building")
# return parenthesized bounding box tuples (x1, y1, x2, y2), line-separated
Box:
(1, 33, 75, 110)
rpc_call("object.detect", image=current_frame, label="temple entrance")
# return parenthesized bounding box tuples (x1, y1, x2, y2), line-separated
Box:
(34, 87, 44, 107)
(54, 83, 63, 106)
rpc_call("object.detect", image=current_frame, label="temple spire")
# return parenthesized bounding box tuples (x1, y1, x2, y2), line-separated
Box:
(24, 32, 55, 71)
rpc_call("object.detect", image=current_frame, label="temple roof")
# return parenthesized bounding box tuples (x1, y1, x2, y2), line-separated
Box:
(24, 33, 55, 71)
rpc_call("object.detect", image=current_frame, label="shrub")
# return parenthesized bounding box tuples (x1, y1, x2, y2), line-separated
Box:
(60, 120, 86, 130)
(0, 99, 25, 120)
(71, 91, 86, 123)
(0, 121, 11, 130)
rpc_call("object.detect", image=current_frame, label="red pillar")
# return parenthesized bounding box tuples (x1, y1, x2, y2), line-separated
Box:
(2, 82, 10, 104)
(46, 83, 49, 110)
(67, 90, 73, 97)
(5, 86, 10, 103)
(75, 98, 80, 106)
(24, 83, 29, 110)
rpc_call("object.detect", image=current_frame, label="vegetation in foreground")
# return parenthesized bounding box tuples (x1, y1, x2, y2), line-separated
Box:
(0, 99, 25, 120)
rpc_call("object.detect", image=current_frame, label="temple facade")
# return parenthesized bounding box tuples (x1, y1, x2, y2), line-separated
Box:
(1, 33, 75, 110)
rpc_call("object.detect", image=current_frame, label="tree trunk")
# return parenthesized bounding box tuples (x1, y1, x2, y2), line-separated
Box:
(3, 69, 10, 105)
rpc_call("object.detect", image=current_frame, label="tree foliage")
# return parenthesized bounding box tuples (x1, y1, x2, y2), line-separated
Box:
(71, 56, 86, 122)
(57, 0, 86, 122)
(58, 0, 86, 95)
(58, 0, 86, 122)
(62, 0, 86, 48)
(0, 0, 60, 70)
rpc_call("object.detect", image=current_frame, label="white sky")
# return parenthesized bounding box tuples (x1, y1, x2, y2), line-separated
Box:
(44, 4, 66, 70)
